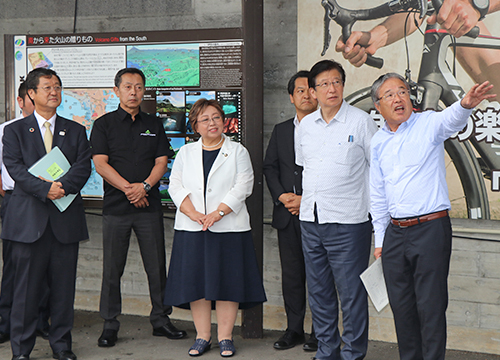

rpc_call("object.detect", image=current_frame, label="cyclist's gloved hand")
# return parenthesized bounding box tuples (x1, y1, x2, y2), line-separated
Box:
(427, 0, 483, 38)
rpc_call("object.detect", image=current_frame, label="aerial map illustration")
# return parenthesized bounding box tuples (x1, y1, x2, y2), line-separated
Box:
(127, 44, 200, 87)
(57, 89, 120, 197)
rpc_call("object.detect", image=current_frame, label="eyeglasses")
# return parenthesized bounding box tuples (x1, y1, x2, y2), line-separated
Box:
(198, 116, 223, 126)
(36, 86, 63, 93)
(378, 89, 409, 102)
(315, 80, 343, 90)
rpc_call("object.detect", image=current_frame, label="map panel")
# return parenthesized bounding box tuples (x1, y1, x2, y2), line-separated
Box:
(58, 89, 120, 197)
(127, 44, 200, 87)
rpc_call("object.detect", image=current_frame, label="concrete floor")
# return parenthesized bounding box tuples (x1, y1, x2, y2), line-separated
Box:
(0, 310, 498, 360)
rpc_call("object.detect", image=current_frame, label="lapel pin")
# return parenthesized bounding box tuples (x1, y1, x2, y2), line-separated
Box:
(59, 130, 66, 136)
(223, 153, 228, 157)
(29, 128, 34, 133)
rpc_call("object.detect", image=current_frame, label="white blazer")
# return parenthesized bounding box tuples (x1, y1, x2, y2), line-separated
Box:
(169, 134, 254, 232)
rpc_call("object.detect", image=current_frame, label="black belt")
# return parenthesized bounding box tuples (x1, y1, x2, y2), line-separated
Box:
(4, 190, 13, 195)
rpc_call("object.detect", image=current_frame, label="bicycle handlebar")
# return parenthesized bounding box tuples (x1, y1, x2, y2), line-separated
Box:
(431, 0, 480, 38)
(322, 0, 480, 68)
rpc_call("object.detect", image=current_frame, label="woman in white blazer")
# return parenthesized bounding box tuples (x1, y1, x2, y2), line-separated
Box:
(163, 99, 266, 357)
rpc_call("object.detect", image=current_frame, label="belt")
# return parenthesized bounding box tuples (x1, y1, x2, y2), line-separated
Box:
(391, 210, 448, 228)
(4, 190, 13, 195)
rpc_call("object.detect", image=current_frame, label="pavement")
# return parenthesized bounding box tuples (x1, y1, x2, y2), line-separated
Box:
(0, 310, 498, 360)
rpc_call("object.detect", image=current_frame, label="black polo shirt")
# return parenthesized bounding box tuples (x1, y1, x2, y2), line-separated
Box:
(90, 106, 174, 215)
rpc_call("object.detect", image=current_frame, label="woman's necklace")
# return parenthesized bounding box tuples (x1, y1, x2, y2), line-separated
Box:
(202, 136, 224, 149)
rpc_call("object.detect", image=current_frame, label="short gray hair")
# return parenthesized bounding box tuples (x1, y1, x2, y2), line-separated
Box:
(371, 73, 409, 104)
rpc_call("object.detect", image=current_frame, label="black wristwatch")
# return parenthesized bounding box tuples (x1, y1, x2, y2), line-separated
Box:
(142, 181, 151, 192)
(472, 0, 489, 21)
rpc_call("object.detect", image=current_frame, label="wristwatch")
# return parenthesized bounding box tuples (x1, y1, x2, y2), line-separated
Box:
(218, 210, 225, 217)
(142, 181, 151, 192)
(472, 0, 489, 21)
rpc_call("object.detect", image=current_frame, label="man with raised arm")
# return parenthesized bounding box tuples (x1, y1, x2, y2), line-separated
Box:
(370, 72, 494, 360)
(263, 71, 318, 352)
(296, 59, 378, 360)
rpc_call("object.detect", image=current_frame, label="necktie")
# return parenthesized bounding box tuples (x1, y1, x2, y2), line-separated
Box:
(43, 121, 52, 153)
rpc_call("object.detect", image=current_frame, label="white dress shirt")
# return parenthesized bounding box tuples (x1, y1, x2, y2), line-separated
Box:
(34, 110, 56, 139)
(0, 117, 24, 191)
(370, 101, 473, 248)
(296, 100, 378, 224)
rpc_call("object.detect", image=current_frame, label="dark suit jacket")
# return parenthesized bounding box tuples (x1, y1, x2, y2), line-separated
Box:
(263, 118, 303, 230)
(1, 114, 91, 244)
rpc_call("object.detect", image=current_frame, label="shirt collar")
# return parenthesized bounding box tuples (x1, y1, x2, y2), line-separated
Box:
(293, 114, 300, 128)
(316, 100, 348, 124)
(34, 110, 56, 128)
(381, 111, 416, 134)
(117, 105, 142, 122)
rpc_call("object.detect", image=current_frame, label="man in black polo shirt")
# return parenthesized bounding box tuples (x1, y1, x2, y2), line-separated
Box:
(90, 68, 186, 348)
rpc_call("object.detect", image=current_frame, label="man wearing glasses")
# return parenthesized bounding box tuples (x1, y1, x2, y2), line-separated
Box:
(295, 59, 377, 360)
(370, 73, 494, 360)
(90, 68, 186, 349)
(2, 68, 91, 360)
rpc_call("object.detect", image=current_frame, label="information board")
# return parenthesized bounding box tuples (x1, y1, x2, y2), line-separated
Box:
(5, 28, 244, 206)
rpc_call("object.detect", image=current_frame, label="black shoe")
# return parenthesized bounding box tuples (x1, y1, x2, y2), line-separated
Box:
(97, 329, 118, 347)
(303, 332, 318, 352)
(36, 328, 49, 340)
(0, 331, 10, 343)
(52, 350, 77, 360)
(12, 355, 29, 360)
(273, 330, 305, 350)
(153, 322, 187, 339)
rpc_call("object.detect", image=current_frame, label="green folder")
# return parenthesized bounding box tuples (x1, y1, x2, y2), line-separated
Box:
(28, 146, 76, 212)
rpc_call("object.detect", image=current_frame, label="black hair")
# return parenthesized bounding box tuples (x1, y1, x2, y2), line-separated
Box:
(287, 70, 310, 95)
(308, 59, 346, 89)
(114, 68, 146, 87)
(25, 68, 62, 93)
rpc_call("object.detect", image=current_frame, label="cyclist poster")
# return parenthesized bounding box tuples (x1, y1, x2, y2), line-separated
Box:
(298, 0, 500, 220)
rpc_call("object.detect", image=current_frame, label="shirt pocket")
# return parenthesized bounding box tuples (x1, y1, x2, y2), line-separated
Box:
(334, 142, 359, 165)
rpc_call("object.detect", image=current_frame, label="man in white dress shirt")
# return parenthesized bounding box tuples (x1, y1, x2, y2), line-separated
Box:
(370, 72, 494, 360)
(295, 59, 377, 360)
(0, 81, 50, 343)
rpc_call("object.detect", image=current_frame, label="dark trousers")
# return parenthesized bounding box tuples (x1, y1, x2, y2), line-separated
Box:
(0, 192, 50, 335)
(277, 215, 312, 335)
(9, 222, 79, 356)
(301, 219, 371, 360)
(100, 212, 172, 330)
(382, 216, 452, 360)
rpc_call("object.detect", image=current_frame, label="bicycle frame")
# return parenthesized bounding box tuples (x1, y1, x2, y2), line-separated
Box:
(328, 0, 500, 219)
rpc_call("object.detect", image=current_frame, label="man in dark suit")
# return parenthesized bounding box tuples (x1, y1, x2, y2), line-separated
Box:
(2, 68, 91, 360)
(263, 71, 318, 351)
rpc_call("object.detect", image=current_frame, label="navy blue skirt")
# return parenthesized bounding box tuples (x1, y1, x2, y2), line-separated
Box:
(164, 230, 267, 309)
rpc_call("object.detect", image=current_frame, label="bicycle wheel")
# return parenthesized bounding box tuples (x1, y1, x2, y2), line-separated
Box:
(346, 87, 490, 219)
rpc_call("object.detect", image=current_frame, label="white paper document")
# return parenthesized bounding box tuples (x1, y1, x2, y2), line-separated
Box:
(360, 257, 389, 312)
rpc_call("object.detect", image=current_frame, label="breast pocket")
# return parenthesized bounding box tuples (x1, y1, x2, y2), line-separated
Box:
(334, 143, 360, 165)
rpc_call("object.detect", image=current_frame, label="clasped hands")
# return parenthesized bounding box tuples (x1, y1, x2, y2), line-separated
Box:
(124, 182, 149, 208)
(40, 176, 65, 200)
(279, 193, 301, 216)
(188, 210, 223, 231)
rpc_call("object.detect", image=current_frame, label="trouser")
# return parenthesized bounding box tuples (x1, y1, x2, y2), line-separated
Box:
(301, 219, 371, 360)
(99, 212, 172, 330)
(382, 216, 452, 360)
(10, 222, 78, 356)
(0, 191, 50, 336)
(277, 215, 313, 334)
